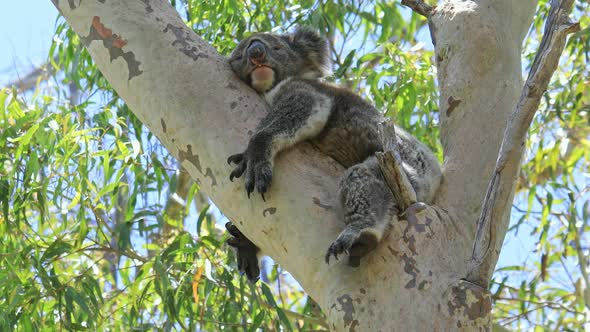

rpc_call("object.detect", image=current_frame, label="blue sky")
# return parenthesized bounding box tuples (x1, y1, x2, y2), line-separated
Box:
(0, 2, 58, 86)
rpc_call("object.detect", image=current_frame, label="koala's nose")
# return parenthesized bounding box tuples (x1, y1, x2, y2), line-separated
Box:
(247, 41, 266, 64)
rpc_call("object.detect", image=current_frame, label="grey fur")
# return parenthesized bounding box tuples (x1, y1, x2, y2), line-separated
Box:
(226, 28, 441, 273)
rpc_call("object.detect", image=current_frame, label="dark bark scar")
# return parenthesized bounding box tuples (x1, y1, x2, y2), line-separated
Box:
(204, 168, 217, 186)
(178, 145, 217, 187)
(161, 118, 167, 133)
(262, 207, 277, 217)
(81, 16, 143, 80)
(140, 0, 154, 13)
(163, 24, 209, 61)
(402, 203, 434, 255)
(446, 96, 461, 116)
(178, 145, 202, 173)
(447, 281, 492, 327)
(401, 253, 420, 289)
(331, 294, 359, 332)
(312, 197, 332, 210)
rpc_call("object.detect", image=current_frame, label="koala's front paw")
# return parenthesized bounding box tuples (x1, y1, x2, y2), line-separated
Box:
(325, 227, 379, 267)
(244, 161, 273, 200)
(228, 151, 273, 200)
(225, 222, 260, 283)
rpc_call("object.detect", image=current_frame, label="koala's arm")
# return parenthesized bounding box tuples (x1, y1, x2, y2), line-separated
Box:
(228, 81, 333, 197)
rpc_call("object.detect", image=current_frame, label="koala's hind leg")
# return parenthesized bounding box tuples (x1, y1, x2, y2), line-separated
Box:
(225, 222, 261, 283)
(325, 156, 396, 267)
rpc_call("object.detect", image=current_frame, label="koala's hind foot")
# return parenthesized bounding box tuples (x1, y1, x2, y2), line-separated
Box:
(325, 224, 382, 267)
(225, 222, 260, 282)
(326, 157, 395, 267)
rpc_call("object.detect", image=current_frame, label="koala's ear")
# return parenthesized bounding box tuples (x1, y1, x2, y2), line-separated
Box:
(290, 27, 331, 77)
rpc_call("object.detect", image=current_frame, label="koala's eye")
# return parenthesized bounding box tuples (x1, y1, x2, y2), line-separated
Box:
(273, 45, 282, 50)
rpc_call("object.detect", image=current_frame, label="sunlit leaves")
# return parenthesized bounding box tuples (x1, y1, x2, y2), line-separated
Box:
(2, 0, 588, 330)
(492, 1, 589, 330)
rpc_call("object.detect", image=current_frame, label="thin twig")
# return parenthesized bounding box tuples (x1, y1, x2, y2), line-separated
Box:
(468, 0, 580, 285)
(494, 297, 582, 314)
(259, 301, 329, 328)
(401, 0, 434, 18)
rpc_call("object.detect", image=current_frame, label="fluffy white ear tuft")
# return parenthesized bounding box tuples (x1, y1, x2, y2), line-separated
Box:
(291, 27, 332, 78)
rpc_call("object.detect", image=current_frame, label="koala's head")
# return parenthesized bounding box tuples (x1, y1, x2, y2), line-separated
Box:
(229, 27, 330, 93)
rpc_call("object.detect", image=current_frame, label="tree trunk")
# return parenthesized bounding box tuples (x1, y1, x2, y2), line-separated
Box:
(51, 0, 537, 330)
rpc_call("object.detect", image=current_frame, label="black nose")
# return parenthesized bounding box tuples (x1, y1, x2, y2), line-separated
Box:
(247, 41, 266, 63)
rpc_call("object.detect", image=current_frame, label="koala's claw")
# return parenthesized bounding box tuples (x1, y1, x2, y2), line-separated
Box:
(245, 178, 255, 198)
(325, 241, 344, 264)
(230, 165, 246, 182)
(254, 161, 273, 193)
(225, 222, 260, 283)
(227, 153, 273, 200)
(325, 228, 380, 267)
(228, 153, 247, 182)
(243, 161, 273, 199)
(227, 153, 244, 165)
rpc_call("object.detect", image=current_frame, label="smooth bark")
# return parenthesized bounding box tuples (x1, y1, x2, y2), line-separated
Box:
(50, 0, 551, 330)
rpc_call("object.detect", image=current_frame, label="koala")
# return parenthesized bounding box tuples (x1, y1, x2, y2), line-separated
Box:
(225, 27, 441, 281)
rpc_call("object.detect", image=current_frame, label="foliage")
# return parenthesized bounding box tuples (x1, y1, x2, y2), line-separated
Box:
(491, 1, 590, 330)
(0, 0, 587, 331)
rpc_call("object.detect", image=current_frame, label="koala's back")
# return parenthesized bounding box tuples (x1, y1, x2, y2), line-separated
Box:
(268, 78, 383, 168)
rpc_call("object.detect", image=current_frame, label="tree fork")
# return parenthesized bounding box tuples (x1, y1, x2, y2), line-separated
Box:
(51, 0, 545, 330)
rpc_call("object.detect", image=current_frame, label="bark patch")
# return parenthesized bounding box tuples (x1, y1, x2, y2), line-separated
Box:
(401, 253, 420, 289)
(204, 167, 217, 186)
(81, 16, 143, 80)
(262, 207, 276, 217)
(140, 0, 154, 13)
(331, 294, 359, 332)
(312, 197, 332, 210)
(160, 118, 167, 133)
(178, 144, 202, 173)
(446, 96, 461, 116)
(402, 203, 434, 255)
(447, 281, 492, 328)
(164, 24, 209, 61)
(67, 0, 79, 9)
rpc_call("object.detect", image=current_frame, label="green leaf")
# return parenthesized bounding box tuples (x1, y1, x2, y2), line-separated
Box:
(10, 123, 39, 145)
(196, 204, 210, 235)
(261, 283, 277, 307)
(249, 311, 265, 332)
(41, 240, 72, 263)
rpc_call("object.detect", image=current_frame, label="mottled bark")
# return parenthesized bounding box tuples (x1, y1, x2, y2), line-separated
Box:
(50, 0, 566, 330)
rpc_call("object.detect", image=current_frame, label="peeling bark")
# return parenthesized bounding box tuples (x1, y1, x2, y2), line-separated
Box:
(50, 0, 555, 330)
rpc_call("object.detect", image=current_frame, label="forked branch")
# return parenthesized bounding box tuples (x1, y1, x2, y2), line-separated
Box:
(468, 0, 580, 285)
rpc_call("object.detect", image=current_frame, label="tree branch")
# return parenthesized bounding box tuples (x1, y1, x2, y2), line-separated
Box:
(2, 56, 58, 91)
(50, 0, 540, 329)
(376, 121, 417, 212)
(401, 0, 434, 18)
(468, 0, 580, 285)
